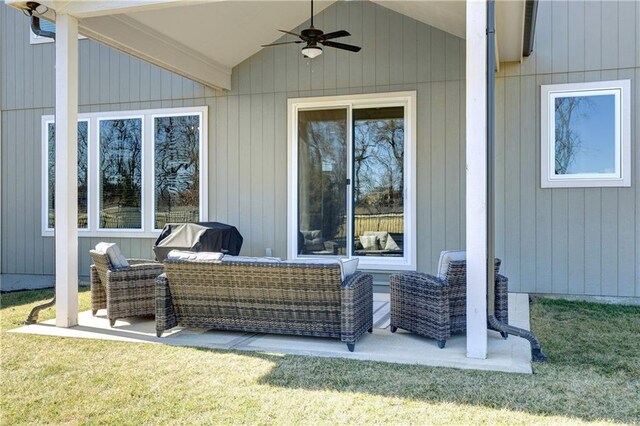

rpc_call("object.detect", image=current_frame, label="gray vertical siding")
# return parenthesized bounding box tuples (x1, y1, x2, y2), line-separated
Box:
(495, 0, 640, 298)
(1, 1, 639, 299)
(1, 1, 466, 280)
(0, 5, 211, 277)
(219, 0, 466, 277)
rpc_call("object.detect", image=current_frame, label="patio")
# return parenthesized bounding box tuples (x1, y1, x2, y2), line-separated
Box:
(10, 292, 533, 374)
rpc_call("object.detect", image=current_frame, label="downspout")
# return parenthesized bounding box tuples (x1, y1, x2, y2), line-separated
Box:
(25, 5, 57, 324)
(30, 15, 55, 40)
(486, 0, 547, 363)
(522, 0, 538, 57)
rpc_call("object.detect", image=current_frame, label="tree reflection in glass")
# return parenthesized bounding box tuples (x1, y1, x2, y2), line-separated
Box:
(353, 107, 404, 257)
(47, 121, 89, 228)
(298, 109, 347, 255)
(154, 115, 200, 229)
(99, 118, 142, 229)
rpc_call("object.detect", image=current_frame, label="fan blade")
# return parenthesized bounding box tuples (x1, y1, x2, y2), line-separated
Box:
(262, 41, 303, 47)
(320, 30, 351, 41)
(278, 29, 306, 39)
(321, 40, 361, 52)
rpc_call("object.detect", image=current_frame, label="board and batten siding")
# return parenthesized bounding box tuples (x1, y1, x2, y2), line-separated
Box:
(1, 0, 639, 300)
(1, 1, 467, 282)
(495, 0, 640, 298)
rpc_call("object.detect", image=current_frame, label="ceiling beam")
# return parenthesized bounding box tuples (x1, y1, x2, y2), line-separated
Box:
(79, 14, 231, 90)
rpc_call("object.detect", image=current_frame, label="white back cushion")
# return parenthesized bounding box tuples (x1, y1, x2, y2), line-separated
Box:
(340, 258, 359, 280)
(95, 242, 129, 269)
(286, 258, 359, 281)
(222, 256, 281, 263)
(437, 250, 466, 279)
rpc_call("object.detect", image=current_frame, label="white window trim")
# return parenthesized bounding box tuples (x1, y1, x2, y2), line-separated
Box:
(287, 91, 417, 271)
(41, 106, 208, 238)
(540, 80, 631, 188)
(151, 110, 208, 232)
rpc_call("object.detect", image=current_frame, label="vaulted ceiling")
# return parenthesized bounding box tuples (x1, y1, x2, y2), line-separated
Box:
(5, 0, 529, 90)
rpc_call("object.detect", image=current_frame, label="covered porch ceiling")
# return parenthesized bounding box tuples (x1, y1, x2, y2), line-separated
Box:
(6, 0, 530, 91)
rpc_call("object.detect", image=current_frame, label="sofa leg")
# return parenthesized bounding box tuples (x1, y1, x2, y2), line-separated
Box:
(109, 319, 116, 327)
(437, 340, 446, 349)
(347, 343, 355, 352)
(390, 325, 398, 333)
(368, 327, 373, 333)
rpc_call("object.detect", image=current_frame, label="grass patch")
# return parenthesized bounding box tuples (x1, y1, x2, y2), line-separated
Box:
(1, 291, 639, 425)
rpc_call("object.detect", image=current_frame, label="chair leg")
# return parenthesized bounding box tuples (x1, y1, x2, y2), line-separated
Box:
(92, 310, 97, 316)
(500, 331, 509, 340)
(347, 343, 355, 352)
(437, 340, 446, 349)
(156, 330, 162, 338)
(109, 319, 116, 327)
(390, 325, 398, 333)
(368, 327, 373, 333)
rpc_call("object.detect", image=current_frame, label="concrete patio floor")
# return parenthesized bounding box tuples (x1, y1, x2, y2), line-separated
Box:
(10, 293, 533, 374)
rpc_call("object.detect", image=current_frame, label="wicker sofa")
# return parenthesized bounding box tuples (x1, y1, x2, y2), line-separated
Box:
(156, 257, 374, 351)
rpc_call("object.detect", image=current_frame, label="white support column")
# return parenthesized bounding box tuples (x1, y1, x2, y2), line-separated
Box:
(465, 0, 488, 359)
(55, 13, 79, 328)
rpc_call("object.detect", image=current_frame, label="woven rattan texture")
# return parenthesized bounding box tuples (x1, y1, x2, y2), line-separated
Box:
(155, 259, 373, 346)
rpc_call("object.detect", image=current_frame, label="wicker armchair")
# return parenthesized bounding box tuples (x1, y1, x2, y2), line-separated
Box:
(90, 250, 164, 327)
(389, 259, 508, 348)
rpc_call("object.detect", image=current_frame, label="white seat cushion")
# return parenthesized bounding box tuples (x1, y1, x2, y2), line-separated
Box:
(95, 242, 129, 269)
(437, 250, 466, 279)
(167, 250, 225, 262)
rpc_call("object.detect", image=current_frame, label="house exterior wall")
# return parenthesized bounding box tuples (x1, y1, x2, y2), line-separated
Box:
(1, 1, 467, 285)
(0, 1, 638, 300)
(494, 0, 640, 298)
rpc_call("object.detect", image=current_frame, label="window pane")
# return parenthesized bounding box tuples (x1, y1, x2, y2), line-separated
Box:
(99, 118, 142, 229)
(154, 115, 200, 229)
(554, 94, 616, 175)
(353, 107, 404, 257)
(298, 109, 348, 256)
(47, 121, 89, 229)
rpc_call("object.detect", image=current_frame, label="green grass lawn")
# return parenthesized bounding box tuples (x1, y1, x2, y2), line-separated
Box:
(1, 290, 639, 425)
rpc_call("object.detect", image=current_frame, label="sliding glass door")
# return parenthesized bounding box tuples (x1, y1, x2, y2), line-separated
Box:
(297, 109, 348, 256)
(352, 107, 405, 258)
(291, 92, 415, 270)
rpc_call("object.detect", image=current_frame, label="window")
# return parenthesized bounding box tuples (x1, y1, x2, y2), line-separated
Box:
(30, 20, 86, 45)
(153, 114, 201, 229)
(44, 120, 89, 229)
(42, 106, 208, 237)
(98, 117, 143, 230)
(288, 92, 416, 271)
(541, 80, 631, 188)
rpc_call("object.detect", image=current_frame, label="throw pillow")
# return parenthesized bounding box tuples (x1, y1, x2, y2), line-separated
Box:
(364, 231, 389, 250)
(359, 235, 379, 251)
(384, 234, 401, 251)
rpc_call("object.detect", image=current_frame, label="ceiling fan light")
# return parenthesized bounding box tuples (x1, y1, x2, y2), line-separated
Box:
(301, 45, 323, 59)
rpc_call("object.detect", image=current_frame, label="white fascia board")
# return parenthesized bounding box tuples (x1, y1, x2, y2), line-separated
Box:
(79, 14, 231, 90)
(28, 0, 201, 18)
